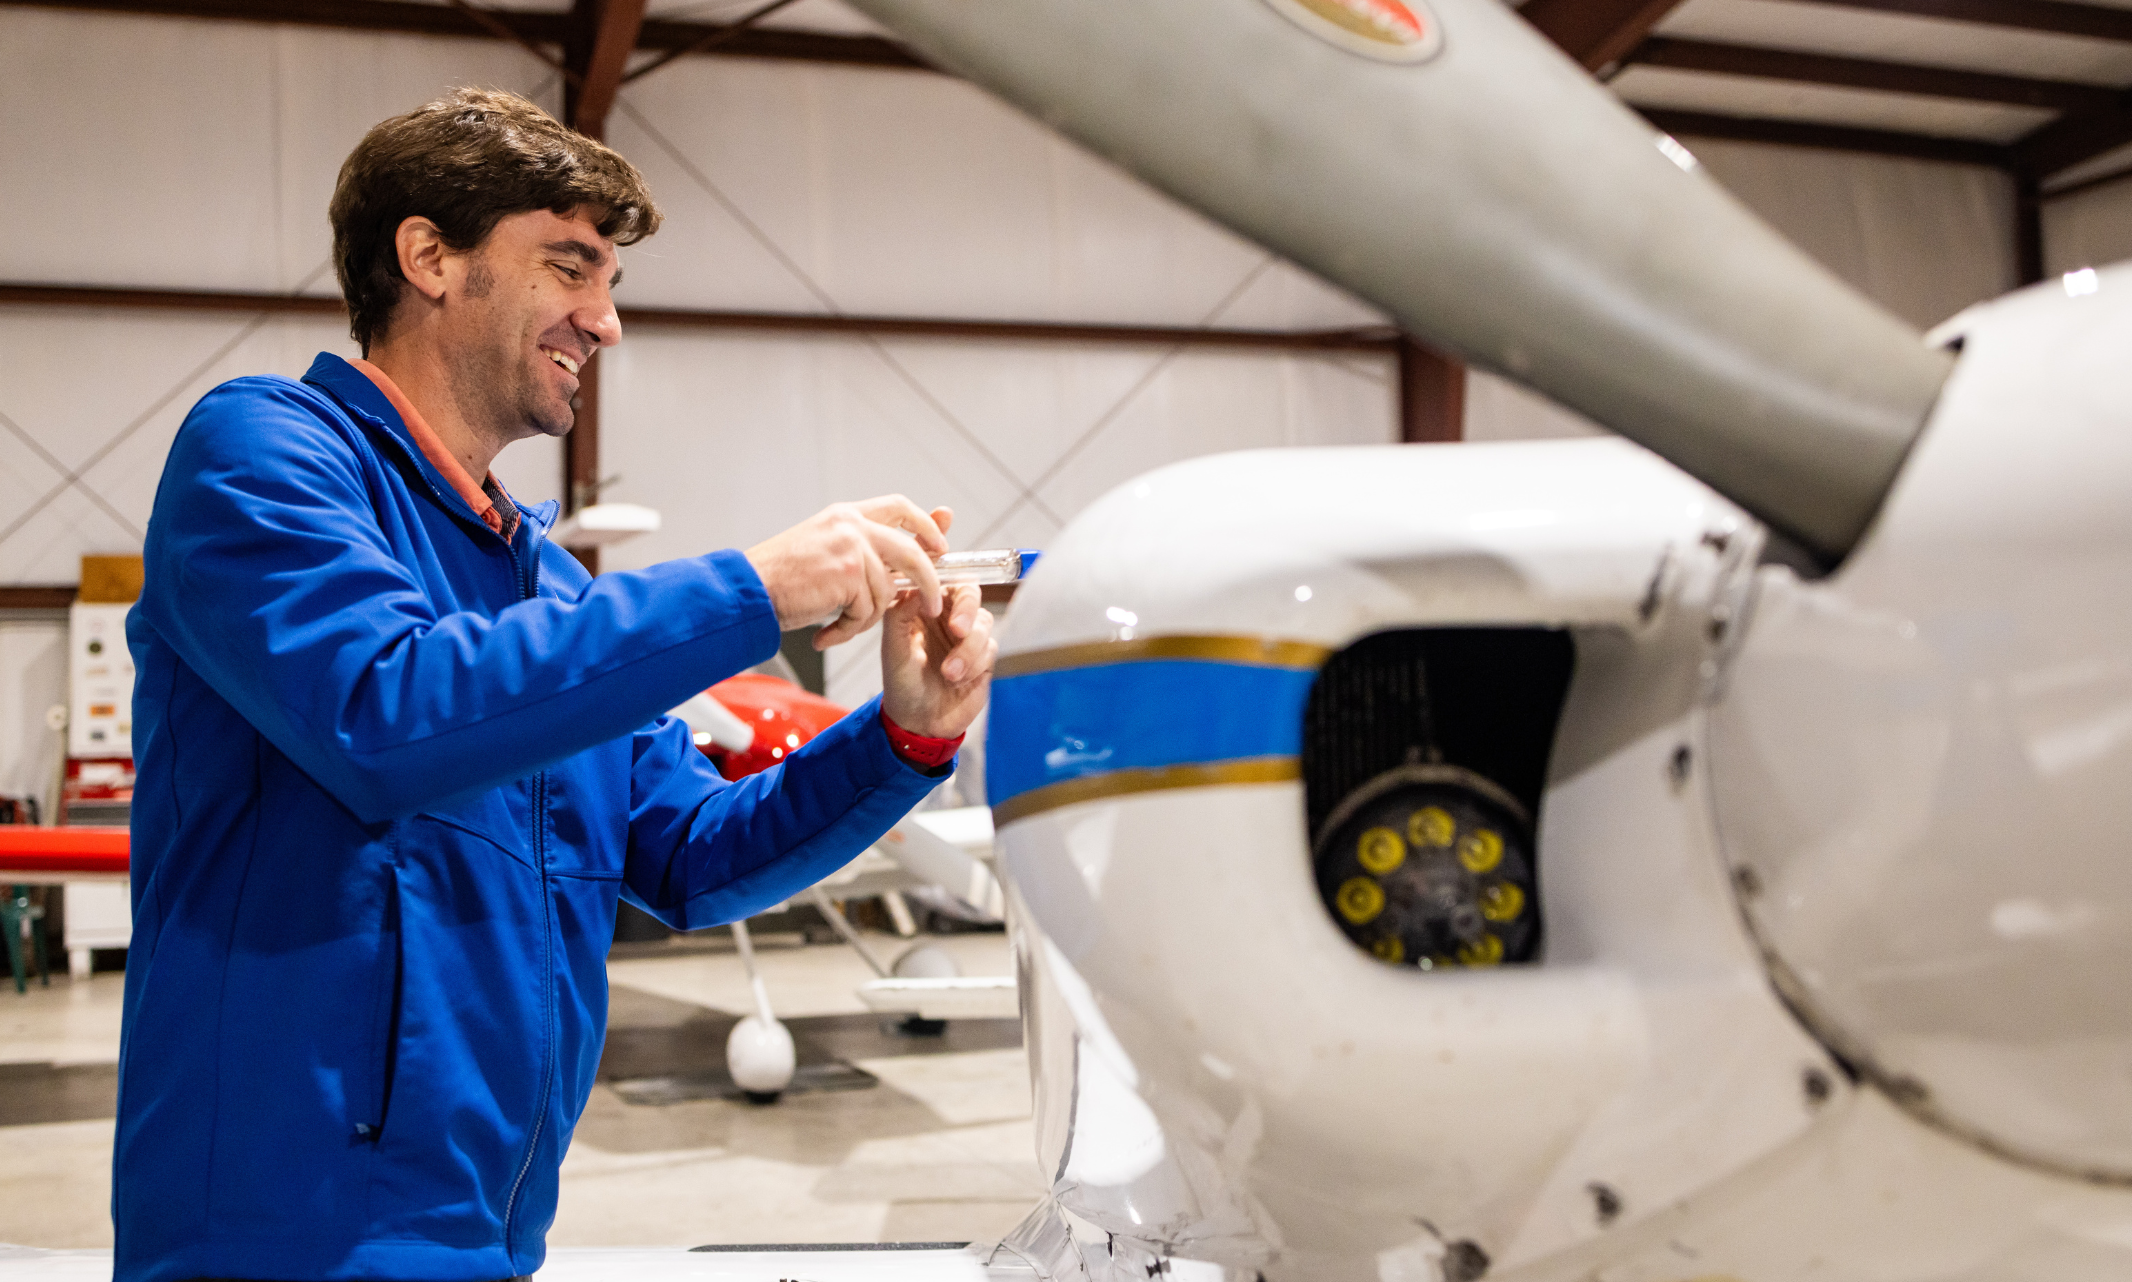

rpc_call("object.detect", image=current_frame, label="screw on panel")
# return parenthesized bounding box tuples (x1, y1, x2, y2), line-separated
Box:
(1667, 745, 1692, 790)
(1442, 1240, 1490, 1282)
(1586, 1182, 1623, 1227)
(1637, 548, 1670, 623)
(1803, 1067, 1833, 1107)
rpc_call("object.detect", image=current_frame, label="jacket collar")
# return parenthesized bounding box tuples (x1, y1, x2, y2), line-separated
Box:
(304, 351, 408, 443)
(302, 352, 558, 535)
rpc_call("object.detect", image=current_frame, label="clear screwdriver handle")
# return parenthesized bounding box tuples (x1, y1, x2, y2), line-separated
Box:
(892, 548, 1023, 591)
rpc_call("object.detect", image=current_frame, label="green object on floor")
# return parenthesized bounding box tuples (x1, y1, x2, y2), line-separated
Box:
(3, 883, 50, 994)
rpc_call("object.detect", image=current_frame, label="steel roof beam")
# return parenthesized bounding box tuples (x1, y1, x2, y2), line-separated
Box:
(1628, 35, 2120, 112)
(0, 283, 1400, 352)
(2014, 95, 2132, 176)
(1777, 0, 2132, 44)
(1521, 0, 1691, 69)
(1639, 106, 2016, 166)
(1, 0, 930, 68)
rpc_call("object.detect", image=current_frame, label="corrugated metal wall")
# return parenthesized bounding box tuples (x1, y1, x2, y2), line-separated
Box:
(2, 2, 2124, 783)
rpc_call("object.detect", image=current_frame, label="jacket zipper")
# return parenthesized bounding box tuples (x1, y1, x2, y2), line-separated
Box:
(349, 395, 561, 1255)
(500, 528, 555, 1257)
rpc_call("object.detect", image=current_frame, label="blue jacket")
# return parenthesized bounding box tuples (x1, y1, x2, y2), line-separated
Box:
(117, 353, 944, 1282)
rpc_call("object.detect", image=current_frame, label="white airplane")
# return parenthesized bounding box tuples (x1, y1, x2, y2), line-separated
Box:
(838, 0, 2132, 1279)
(9, 0, 2130, 1279)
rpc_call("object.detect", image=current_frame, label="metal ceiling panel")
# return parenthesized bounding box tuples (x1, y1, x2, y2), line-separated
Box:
(399, 0, 572, 13)
(753, 0, 888, 33)
(1657, 0, 2132, 85)
(647, 0, 887, 32)
(1617, 63, 2058, 139)
(2049, 135, 2132, 186)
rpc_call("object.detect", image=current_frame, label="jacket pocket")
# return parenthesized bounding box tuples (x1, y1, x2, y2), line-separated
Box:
(359, 864, 404, 1147)
(205, 843, 397, 1235)
(362, 838, 547, 1247)
(542, 738, 631, 880)
(416, 786, 535, 870)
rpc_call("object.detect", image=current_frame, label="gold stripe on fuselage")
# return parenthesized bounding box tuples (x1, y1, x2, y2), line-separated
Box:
(991, 757, 1301, 827)
(994, 634, 1331, 679)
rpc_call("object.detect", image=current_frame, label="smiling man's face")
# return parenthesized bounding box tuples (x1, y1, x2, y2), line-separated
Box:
(444, 206, 623, 441)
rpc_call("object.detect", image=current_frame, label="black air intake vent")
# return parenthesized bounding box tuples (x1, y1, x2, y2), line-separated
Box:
(1302, 629, 1574, 842)
(1301, 629, 1574, 971)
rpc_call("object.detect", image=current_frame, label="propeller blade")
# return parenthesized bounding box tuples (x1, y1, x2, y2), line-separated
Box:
(845, 0, 1954, 561)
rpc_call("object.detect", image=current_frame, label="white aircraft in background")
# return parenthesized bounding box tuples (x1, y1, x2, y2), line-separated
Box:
(667, 674, 1016, 1101)
(9, 0, 2132, 1279)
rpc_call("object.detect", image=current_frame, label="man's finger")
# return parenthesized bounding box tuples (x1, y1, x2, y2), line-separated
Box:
(817, 593, 875, 646)
(938, 603, 993, 684)
(942, 583, 981, 641)
(815, 580, 871, 647)
(875, 589, 924, 662)
(931, 505, 954, 536)
(870, 522, 942, 616)
(856, 534, 895, 629)
(815, 541, 888, 647)
(856, 494, 949, 555)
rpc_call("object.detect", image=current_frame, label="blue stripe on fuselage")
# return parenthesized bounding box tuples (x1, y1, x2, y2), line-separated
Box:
(986, 659, 1317, 809)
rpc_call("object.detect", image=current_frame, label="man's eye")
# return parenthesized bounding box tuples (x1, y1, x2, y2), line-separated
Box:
(554, 263, 582, 280)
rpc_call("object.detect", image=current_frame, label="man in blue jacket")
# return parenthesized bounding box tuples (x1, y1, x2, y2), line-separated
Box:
(116, 87, 995, 1282)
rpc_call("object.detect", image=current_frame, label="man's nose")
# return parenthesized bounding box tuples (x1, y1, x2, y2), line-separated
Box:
(579, 288, 622, 350)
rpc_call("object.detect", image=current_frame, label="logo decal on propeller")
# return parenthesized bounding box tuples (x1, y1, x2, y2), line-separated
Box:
(1262, 0, 1445, 63)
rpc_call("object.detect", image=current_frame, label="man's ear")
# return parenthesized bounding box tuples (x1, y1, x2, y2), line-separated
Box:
(395, 217, 450, 303)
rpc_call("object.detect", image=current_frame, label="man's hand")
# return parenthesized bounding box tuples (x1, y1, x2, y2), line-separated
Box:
(881, 582, 996, 740)
(746, 497, 950, 646)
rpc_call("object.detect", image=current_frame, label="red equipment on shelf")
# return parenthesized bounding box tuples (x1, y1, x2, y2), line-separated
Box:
(0, 827, 130, 878)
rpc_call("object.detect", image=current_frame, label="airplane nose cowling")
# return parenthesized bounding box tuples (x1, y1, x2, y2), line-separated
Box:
(984, 441, 1838, 1279)
(1709, 271, 2132, 1185)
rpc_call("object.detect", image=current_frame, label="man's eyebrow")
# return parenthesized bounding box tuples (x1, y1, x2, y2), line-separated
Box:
(542, 238, 621, 286)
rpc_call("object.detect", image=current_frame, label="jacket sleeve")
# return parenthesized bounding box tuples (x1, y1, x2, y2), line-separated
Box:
(141, 379, 782, 823)
(621, 695, 948, 929)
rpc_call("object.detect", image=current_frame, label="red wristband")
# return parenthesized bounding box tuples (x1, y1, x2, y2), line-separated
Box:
(881, 709, 964, 769)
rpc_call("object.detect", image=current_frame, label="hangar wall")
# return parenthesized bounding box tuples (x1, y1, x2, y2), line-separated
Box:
(3, 6, 2127, 793)
(0, 7, 1393, 804)
(0, 8, 1395, 589)
(2045, 180, 2132, 276)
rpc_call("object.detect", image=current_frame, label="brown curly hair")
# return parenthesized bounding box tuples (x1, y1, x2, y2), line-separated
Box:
(330, 87, 662, 352)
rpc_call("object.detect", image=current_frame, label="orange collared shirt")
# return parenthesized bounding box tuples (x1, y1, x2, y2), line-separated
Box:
(351, 359, 517, 540)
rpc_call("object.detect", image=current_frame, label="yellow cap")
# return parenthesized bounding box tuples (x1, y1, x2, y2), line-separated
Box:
(1357, 826, 1406, 875)
(1480, 881, 1524, 922)
(1457, 934, 1504, 967)
(1457, 828, 1504, 874)
(1336, 877, 1386, 925)
(1409, 806, 1455, 848)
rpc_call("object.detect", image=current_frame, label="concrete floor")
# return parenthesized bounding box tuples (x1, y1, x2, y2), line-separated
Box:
(0, 930, 1044, 1250)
